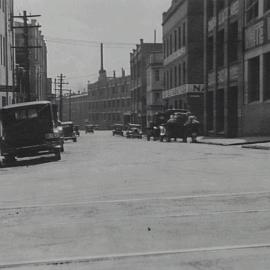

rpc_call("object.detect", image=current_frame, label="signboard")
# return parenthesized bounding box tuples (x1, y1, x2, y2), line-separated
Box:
(245, 20, 264, 50)
(162, 84, 204, 99)
(230, 0, 239, 16)
(0, 85, 13, 92)
(164, 47, 186, 66)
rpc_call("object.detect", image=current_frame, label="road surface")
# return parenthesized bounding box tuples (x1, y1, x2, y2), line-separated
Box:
(0, 131, 270, 269)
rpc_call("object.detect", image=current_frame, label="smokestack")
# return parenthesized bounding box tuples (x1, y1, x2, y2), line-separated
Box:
(100, 43, 104, 71)
(154, 30, 157, 44)
(113, 70, 116, 78)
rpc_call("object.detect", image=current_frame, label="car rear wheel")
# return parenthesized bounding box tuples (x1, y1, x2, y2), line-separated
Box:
(53, 150, 61, 161)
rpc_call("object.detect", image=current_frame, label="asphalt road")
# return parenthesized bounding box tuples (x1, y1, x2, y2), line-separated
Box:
(1, 131, 270, 269)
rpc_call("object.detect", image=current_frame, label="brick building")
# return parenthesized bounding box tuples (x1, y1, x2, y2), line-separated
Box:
(62, 92, 89, 127)
(162, 0, 204, 124)
(204, 0, 244, 137)
(0, 0, 15, 107)
(130, 39, 162, 129)
(15, 19, 48, 102)
(242, 0, 270, 135)
(146, 52, 164, 125)
(88, 71, 131, 129)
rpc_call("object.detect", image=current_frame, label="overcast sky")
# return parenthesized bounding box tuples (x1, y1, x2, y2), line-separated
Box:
(14, 0, 171, 91)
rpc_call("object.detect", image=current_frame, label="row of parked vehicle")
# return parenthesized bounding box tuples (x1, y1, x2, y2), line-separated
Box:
(112, 109, 200, 143)
(0, 101, 79, 166)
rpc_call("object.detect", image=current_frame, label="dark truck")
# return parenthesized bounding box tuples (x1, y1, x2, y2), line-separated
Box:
(0, 101, 62, 165)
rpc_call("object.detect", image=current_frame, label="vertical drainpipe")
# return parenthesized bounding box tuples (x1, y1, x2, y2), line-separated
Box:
(5, 0, 9, 104)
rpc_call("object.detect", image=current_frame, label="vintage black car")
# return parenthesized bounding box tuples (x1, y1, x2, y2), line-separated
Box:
(62, 121, 77, 142)
(147, 109, 190, 141)
(112, 124, 124, 136)
(85, 124, 94, 134)
(0, 101, 62, 165)
(160, 110, 200, 143)
(126, 124, 143, 139)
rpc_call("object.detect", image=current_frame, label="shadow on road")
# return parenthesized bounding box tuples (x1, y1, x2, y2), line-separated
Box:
(1, 155, 60, 168)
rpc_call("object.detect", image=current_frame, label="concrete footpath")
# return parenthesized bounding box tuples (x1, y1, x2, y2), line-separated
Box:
(197, 136, 270, 148)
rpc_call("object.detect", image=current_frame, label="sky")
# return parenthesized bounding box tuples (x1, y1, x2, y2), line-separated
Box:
(14, 0, 171, 92)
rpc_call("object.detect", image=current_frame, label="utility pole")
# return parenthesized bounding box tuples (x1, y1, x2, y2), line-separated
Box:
(12, 11, 41, 102)
(68, 89, 72, 121)
(55, 74, 69, 121)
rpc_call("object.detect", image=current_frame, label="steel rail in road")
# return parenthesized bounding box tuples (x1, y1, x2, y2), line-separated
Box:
(1, 243, 270, 269)
(1, 190, 270, 211)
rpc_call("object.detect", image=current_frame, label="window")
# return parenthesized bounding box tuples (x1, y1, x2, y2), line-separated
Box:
(248, 56, 260, 102)
(169, 34, 173, 54)
(155, 70, 160, 81)
(174, 66, 177, 87)
(207, 0, 214, 18)
(207, 36, 214, 70)
(264, 52, 270, 100)
(154, 93, 160, 103)
(182, 22, 186, 46)
(174, 30, 177, 52)
(178, 64, 182, 85)
(183, 62, 186, 84)
(228, 22, 238, 63)
(178, 27, 181, 49)
(217, 30, 224, 67)
(246, 0, 258, 23)
(265, 0, 270, 11)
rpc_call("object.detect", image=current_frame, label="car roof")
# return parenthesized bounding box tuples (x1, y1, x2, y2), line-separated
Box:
(1, 101, 51, 110)
(61, 121, 73, 125)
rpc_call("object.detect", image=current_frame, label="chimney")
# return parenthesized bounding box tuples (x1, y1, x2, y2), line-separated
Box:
(140, 38, 144, 45)
(100, 43, 104, 72)
(122, 68, 125, 77)
(113, 70, 116, 78)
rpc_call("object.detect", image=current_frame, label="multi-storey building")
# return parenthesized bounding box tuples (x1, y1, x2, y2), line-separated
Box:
(162, 0, 204, 124)
(146, 52, 164, 124)
(204, 0, 243, 137)
(88, 70, 131, 128)
(0, 0, 15, 107)
(130, 39, 162, 129)
(15, 19, 48, 102)
(243, 0, 270, 135)
(62, 91, 89, 126)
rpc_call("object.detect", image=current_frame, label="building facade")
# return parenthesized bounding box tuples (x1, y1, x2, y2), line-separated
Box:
(242, 0, 270, 135)
(130, 39, 162, 129)
(62, 92, 89, 127)
(15, 19, 48, 102)
(0, 0, 14, 107)
(204, 0, 244, 137)
(88, 70, 131, 129)
(162, 0, 204, 124)
(146, 52, 164, 125)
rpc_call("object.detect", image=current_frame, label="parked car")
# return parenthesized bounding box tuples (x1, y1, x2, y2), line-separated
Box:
(112, 124, 124, 136)
(52, 104, 64, 152)
(74, 125, 80, 136)
(126, 124, 143, 139)
(85, 124, 94, 134)
(160, 111, 200, 143)
(146, 109, 190, 142)
(0, 101, 62, 165)
(62, 121, 77, 142)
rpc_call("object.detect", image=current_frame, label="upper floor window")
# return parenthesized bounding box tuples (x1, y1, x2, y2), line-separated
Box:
(182, 22, 186, 46)
(155, 70, 160, 81)
(246, 0, 258, 23)
(265, 0, 270, 11)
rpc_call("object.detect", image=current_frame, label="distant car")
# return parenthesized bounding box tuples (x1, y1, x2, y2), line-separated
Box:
(0, 101, 62, 165)
(62, 121, 77, 142)
(112, 124, 124, 136)
(126, 124, 143, 139)
(85, 124, 94, 134)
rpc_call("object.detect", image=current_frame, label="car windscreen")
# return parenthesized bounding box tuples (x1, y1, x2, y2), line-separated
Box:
(2, 104, 52, 128)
